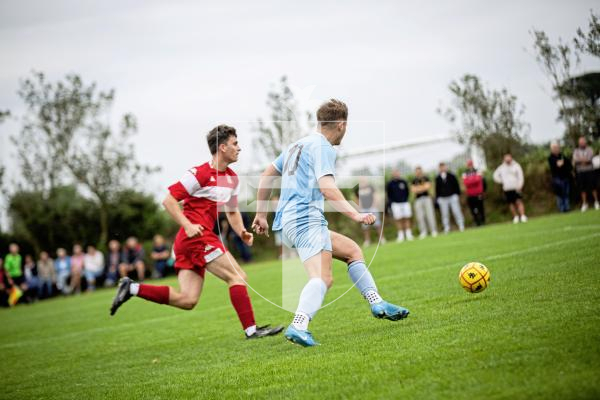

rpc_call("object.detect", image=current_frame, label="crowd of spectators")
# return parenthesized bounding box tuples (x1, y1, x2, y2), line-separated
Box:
(365, 136, 600, 245)
(0, 235, 174, 307)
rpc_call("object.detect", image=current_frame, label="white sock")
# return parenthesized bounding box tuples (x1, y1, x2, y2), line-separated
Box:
(245, 325, 257, 336)
(364, 290, 383, 305)
(405, 229, 413, 238)
(130, 283, 140, 296)
(292, 312, 310, 331)
(296, 277, 327, 320)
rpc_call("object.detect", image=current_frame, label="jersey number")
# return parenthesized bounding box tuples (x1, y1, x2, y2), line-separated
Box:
(283, 144, 304, 176)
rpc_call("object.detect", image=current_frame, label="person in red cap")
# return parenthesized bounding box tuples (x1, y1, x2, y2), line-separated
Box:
(461, 160, 486, 226)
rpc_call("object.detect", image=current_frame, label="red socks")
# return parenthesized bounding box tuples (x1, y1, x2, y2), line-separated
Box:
(229, 285, 256, 330)
(138, 284, 170, 304)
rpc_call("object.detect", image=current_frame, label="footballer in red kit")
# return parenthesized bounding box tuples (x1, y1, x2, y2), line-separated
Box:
(110, 125, 283, 340)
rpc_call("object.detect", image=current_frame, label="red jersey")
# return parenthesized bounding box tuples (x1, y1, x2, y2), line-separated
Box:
(462, 170, 484, 197)
(168, 162, 240, 230)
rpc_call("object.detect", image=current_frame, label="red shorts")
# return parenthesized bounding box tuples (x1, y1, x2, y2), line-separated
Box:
(173, 229, 228, 278)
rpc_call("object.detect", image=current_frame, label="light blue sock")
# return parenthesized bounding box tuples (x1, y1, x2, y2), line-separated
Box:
(296, 277, 328, 320)
(348, 260, 382, 304)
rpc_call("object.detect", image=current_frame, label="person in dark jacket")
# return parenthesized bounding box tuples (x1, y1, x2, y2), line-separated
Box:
(435, 163, 465, 233)
(386, 169, 413, 242)
(548, 142, 573, 213)
(462, 160, 486, 226)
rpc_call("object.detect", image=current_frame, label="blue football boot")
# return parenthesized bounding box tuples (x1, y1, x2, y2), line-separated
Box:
(284, 325, 319, 347)
(371, 301, 410, 321)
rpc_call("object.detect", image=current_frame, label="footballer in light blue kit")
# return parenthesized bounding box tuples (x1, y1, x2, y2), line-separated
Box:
(252, 99, 409, 347)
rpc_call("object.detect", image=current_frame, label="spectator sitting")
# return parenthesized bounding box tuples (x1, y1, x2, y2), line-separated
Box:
(462, 160, 486, 226)
(69, 244, 85, 294)
(83, 245, 105, 291)
(573, 136, 599, 211)
(105, 240, 123, 287)
(151, 235, 170, 278)
(23, 254, 40, 302)
(386, 169, 414, 242)
(120, 236, 145, 281)
(435, 162, 465, 233)
(354, 177, 386, 246)
(493, 153, 528, 223)
(548, 141, 573, 213)
(37, 251, 55, 298)
(411, 167, 438, 239)
(4, 243, 25, 291)
(54, 248, 71, 294)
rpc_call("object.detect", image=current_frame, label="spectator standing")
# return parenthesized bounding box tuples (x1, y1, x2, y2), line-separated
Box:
(548, 142, 573, 213)
(120, 237, 145, 281)
(69, 244, 85, 294)
(462, 160, 486, 226)
(23, 254, 40, 301)
(4, 243, 24, 290)
(151, 235, 170, 278)
(105, 240, 123, 286)
(54, 248, 71, 294)
(386, 169, 413, 242)
(573, 137, 599, 211)
(84, 245, 105, 291)
(435, 163, 465, 233)
(37, 251, 55, 298)
(493, 154, 528, 223)
(411, 167, 438, 239)
(354, 178, 386, 246)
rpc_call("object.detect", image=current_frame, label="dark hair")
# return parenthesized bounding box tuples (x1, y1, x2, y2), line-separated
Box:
(207, 125, 237, 155)
(317, 99, 348, 127)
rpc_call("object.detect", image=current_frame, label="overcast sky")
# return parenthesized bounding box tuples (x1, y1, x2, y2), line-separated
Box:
(1, 0, 599, 202)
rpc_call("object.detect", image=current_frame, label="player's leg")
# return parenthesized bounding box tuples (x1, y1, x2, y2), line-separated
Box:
(285, 250, 332, 347)
(206, 252, 283, 339)
(330, 230, 409, 321)
(110, 269, 204, 315)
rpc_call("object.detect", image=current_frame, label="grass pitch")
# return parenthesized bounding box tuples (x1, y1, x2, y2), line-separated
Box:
(2, 211, 600, 399)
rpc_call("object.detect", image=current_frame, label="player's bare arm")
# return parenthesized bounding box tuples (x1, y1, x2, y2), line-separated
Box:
(162, 193, 204, 238)
(318, 175, 375, 225)
(224, 207, 254, 246)
(252, 163, 281, 236)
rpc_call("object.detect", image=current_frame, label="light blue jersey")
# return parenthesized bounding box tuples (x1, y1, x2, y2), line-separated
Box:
(272, 133, 337, 232)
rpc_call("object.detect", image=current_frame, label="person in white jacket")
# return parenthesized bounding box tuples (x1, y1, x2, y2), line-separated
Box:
(493, 153, 528, 223)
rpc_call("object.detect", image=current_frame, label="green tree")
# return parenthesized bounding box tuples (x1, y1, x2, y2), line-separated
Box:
(438, 74, 529, 168)
(8, 186, 100, 253)
(575, 10, 600, 57)
(253, 76, 314, 163)
(12, 72, 159, 246)
(531, 11, 600, 144)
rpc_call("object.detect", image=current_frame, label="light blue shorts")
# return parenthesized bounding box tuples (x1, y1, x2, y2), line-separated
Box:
(279, 222, 332, 262)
